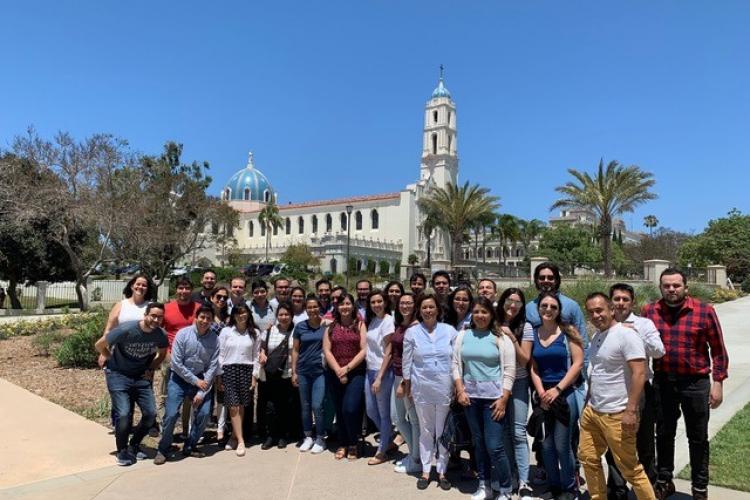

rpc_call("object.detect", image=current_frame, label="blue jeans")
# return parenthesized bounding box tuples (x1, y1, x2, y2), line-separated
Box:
(465, 398, 513, 495)
(391, 375, 420, 462)
(297, 371, 326, 438)
(365, 369, 394, 454)
(158, 375, 213, 455)
(504, 376, 531, 485)
(105, 370, 157, 452)
(542, 387, 580, 493)
(326, 370, 365, 446)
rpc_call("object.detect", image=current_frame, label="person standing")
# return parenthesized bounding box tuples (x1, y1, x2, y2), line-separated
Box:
(385, 281, 405, 315)
(529, 292, 585, 500)
(642, 268, 729, 500)
(497, 288, 535, 500)
(217, 303, 260, 457)
(292, 295, 328, 454)
(391, 292, 421, 474)
(446, 286, 473, 331)
(355, 280, 372, 319)
(453, 297, 516, 500)
(606, 283, 665, 498)
(477, 279, 498, 306)
(290, 286, 309, 325)
(259, 303, 297, 449)
(155, 305, 219, 464)
(323, 293, 367, 460)
(579, 293, 655, 500)
(403, 292, 458, 491)
(191, 269, 217, 306)
(95, 303, 168, 466)
(364, 290, 396, 465)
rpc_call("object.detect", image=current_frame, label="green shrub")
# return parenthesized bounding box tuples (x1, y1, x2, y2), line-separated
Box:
(31, 331, 65, 357)
(712, 288, 740, 303)
(561, 278, 610, 306)
(54, 312, 106, 368)
(741, 279, 750, 294)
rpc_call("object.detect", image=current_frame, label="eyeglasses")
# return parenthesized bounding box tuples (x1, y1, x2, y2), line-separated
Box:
(539, 304, 559, 310)
(504, 299, 522, 307)
(453, 297, 471, 303)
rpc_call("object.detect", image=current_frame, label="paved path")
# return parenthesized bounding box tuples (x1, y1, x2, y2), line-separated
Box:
(0, 296, 748, 499)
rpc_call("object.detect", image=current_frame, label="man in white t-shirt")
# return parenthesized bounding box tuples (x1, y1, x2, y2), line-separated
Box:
(579, 293, 655, 500)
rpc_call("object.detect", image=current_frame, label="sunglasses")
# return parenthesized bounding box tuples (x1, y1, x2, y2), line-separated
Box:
(540, 304, 559, 310)
(214, 295, 228, 301)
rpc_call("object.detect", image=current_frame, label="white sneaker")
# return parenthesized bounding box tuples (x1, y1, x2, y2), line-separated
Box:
(471, 483, 492, 500)
(518, 481, 534, 500)
(494, 495, 511, 500)
(310, 439, 326, 454)
(394, 456, 409, 473)
(299, 436, 314, 452)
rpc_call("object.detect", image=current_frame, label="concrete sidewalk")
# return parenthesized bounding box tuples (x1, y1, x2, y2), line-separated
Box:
(0, 379, 113, 489)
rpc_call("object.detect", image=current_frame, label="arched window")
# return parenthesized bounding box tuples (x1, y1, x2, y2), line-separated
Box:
(244, 188, 250, 201)
(330, 258, 337, 274)
(273, 222, 278, 235)
(340, 212, 347, 231)
(298, 216, 304, 234)
(370, 209, 379, 229)
(248, 221, 254, 237)
(260, 222, 266, 237)
(356, 260, 363, 272)
(264, 190, 270, 202)
(516, 247, 523, 257)
(431, 133, 437, 154)
(223, 188, 231, 200)
(486, 248, 492, 258)
(285, 217, 291, 235)
(355, 211, 363, 230)
(326, 214, 332, 232)
(312, 215, 318, 233)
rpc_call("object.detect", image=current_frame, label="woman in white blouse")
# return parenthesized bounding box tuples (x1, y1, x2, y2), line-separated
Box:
(453, 296, 516, 500)
(217, 303, 260, 457)
(403, 292, 458, 491)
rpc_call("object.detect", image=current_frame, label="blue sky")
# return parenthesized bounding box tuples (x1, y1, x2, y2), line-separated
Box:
(2, 1, 748, 233)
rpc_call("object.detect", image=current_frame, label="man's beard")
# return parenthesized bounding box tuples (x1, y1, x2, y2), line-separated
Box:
(537, 283, 556, 294)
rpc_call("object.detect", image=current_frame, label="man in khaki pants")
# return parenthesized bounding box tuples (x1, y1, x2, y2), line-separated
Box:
(579, 292, 655, 500)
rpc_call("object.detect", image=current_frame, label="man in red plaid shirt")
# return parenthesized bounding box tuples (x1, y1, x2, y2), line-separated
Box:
(642, 268, 728, 500)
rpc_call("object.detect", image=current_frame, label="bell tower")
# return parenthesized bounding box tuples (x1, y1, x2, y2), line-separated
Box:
(420, 65, 458, 188)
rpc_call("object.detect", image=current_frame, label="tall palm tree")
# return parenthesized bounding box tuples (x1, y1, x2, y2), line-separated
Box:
(495, 214, 521, 267)
(552, 159, 657, 277)
(518, 218, 546, 258)
(417, 181, 500, 266)
(258, 199, 283, 263)
(421, 211, 439, 269)
(643, 214, 659, 237)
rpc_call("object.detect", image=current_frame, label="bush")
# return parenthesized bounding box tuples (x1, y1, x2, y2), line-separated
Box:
(712, 288, 740, 303)
(741, 279, 750, 294)
(31, 331, 65, 357)
(54, 312, 106, 368)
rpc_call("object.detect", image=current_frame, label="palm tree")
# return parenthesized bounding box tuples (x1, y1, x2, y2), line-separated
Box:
(552, 159, 657, 277)
(421, 211, 439, 269)
(258, 199, 283, 263)
(643, 214, 659, 237)
(417, 181, 500, 266)
(495, 214, 521, 267)
(517, 218, 546, 258)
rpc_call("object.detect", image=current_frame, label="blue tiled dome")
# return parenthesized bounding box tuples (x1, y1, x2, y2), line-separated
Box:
(431, 77, 451, 99)
(223, 152, 274, 202)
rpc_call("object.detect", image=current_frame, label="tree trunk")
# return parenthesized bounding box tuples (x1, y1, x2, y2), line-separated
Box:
(601, 220, 612, 277)
(265, 229, 270, 263)
(8, 277, 22, 310)
(76, 278, 89, 311)
(426, 233, 432, 269)
(482, 226, 486, 265)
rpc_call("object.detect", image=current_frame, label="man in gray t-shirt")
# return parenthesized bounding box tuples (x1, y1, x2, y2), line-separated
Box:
(578, 293, 655, 500)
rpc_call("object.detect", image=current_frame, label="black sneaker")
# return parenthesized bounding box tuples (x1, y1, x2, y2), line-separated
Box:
(127, 445, 148, 460)
(438, 476, 451, 491)
(182, 448, 206, 458)
(153, 452, 167, 465)
(417, 477, 430, 490)
(691, 487, 708, 500)
(278, 438, 288, 449)
(115, 450, 135, 466)
(261, 437, 275, 450)
(148, 423, 160, 438)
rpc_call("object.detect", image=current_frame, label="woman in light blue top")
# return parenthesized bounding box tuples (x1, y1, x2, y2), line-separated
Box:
(403, 292, 458, 491)
(453, 297, 516, 500)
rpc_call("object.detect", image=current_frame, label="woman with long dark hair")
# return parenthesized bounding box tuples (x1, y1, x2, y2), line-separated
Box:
(529, 292, 584, 500)
(258, 302, 296, 449)
(385, 280, 405, 314)
(446, 286, 474, 331)
(364, 289, 395, 465)
(217, 303, 260, 457)
(453, 297, 516, 500)
(323, 293, 367, 460)
(497, 287, 535, 500)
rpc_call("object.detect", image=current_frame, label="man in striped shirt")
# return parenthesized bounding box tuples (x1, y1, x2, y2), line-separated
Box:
(642, 268, 729, 500)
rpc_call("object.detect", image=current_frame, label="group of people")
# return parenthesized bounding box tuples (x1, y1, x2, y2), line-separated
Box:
(96, 262, 728, 500)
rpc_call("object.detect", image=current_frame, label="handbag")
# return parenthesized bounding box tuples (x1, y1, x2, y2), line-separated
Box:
(264, 328, 292, 374)
(439, 401, 473, 453)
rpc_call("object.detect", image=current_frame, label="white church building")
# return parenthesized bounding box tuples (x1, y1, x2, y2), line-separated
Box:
(213, 73, 463, 276)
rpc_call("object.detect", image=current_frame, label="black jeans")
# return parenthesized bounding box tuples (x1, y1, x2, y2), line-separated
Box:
(605, 381, 657, 499)
(653, 373, 710, 490)
(261, 373, 295, 441)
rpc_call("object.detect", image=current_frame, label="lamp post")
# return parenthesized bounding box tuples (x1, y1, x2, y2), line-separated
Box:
(345, 205, 353, 289)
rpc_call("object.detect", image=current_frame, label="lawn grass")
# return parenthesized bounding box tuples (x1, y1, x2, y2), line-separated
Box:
(678, 402, 750, 492)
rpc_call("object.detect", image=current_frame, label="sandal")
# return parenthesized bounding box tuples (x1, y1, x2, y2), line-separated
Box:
(367, 452, 388, 466)
(334, 447, 347, 460)
(438, 476, 451, 491)
(347, 446, 358, 461)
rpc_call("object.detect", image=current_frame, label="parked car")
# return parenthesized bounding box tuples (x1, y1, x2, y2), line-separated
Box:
(241, 263, 275, 278)
(169, 267, 189, 277)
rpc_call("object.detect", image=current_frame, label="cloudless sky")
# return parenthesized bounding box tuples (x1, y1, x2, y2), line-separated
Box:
(2, 1, 748, 233)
